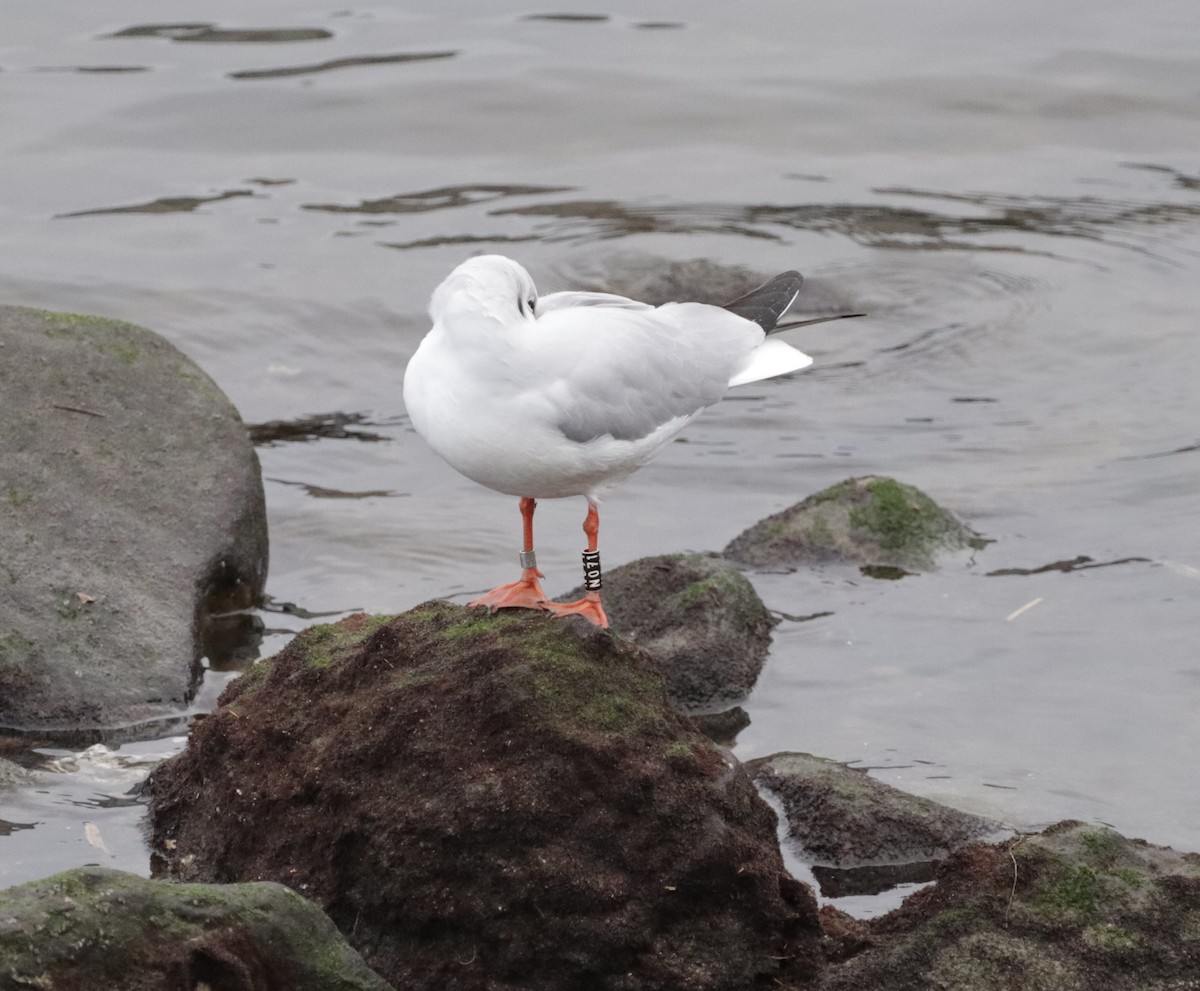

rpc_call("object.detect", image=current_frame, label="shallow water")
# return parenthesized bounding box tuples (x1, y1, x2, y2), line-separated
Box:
(2, 0, 1198, 894)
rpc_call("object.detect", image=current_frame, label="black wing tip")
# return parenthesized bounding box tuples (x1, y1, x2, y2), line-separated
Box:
(722, 270, 805, 332)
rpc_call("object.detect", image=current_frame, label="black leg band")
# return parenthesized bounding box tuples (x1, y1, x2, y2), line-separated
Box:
(581, 550, 602, 591)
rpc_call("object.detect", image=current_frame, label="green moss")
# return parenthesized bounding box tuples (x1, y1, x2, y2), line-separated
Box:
(1035, 865, 1103, 919)
(232, 659, 272, 694)
(295, 614, 392, 669)
(1078, 829, 1126, 867)
(53, 587, 89, 620)
(1181, 911, 1200, 942)
(804, 513, 833, 545)
(848, 478, 944, 553)
(1109, 867, 1143, 888)
(811, 480, 857, 504)
(1082, 923, 1139, 951)
(5, 489, 32, 508)
(496, 620, 672, 739)
(34, 309, 141, 334)
(0, 632, 36, 662)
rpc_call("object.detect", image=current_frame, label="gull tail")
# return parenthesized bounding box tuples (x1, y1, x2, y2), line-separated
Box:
(722, 271, 803, 332)
(728, 339, 813, 387)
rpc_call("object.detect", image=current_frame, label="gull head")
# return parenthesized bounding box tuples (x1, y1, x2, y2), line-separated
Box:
(429, 254, 539, 327)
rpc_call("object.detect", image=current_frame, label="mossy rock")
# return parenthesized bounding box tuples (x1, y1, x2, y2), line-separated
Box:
(723, 475, 981, 571)
(0, 866, 391, 990)
(560, 553, 775, 711)
(816, 822, 1200, 990)
(148, 602, 822, 991)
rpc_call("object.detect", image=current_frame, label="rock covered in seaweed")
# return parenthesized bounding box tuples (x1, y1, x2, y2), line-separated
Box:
(723, 475, 981, 572)
(0, 866, 391, 990)
(147, 602, 821, 991)
(817, 822, 1200, 990)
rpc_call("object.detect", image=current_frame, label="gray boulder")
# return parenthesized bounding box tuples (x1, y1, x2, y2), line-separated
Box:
(0, 306, 267, 736)
(0, 866, 392, 990)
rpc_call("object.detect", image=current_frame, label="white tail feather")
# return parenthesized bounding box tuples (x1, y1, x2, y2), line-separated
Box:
(728, 339, 813, 387)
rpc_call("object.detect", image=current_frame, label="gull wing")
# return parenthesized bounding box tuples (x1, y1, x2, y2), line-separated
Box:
(536, 291, 654, 315)
(526, 302, 760, 444)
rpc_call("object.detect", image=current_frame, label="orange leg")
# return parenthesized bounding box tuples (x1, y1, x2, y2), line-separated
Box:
(544, 500, 609, 628)
(468, 497, 551, 613)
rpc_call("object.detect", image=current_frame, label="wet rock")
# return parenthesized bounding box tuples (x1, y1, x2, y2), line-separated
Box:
(688, 705, 751, 746)
(561, 553, 775, 712)
(723, 475, 980, 572)
(817, 822, 1200, 990)
(0, 307, 267, 737)
(748, 752, 1004, 867)
(147, 602, 821, 991)
(0, 866, 391, 990)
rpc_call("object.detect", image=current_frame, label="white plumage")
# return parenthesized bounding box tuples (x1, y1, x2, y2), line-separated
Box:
(402, 254, 816, 627)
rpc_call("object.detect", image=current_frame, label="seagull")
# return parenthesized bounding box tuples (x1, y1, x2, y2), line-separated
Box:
(403, 255, 858, 627)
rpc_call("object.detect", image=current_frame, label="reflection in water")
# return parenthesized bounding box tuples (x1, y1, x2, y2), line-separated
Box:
(266, 477, 402, 500)
(522, 13, 610, 22)
(55, 190, 254, 218)
(490, 190, 1200, 257)
(1123, 163, 1200, 191)
(230, 51, 457, 80)
(35, 65, 150, 74)
(247, 411, 394, 446)
(305, 184, 574, 215)
(104, 24, 333, 43)
(382, 233, 539, 251)
(869, 186, 1200, 255)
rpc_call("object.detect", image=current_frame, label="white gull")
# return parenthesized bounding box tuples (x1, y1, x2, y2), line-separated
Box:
(403, 254, 852, 627)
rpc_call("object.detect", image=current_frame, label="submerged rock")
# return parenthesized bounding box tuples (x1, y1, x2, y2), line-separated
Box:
(818, 822, 1200, 990)
(0, 866, 391, 990)
(723, 475, 980, 572)
(561, 552, 775, 712)
(147, 602, 821, 991)
(0, 306, 267, 737)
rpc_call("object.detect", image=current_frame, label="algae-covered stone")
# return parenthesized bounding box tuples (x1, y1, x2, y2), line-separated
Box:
(723, 475, 980, 572)
(816, 822, 1200, 990)
(561, 552, 775, 711)
(0, 866, 392, 990)
(0, 306, 267, 736)
(748, 751, 1003, 867)
(148, 602, 821, 991)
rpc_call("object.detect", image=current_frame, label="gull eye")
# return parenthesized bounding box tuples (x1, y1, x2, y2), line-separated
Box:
(527, 297, 537, 316)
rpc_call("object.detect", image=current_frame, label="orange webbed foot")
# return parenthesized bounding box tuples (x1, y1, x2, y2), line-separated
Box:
(544, 591, 608, 628)
(468, 568, 550, 613)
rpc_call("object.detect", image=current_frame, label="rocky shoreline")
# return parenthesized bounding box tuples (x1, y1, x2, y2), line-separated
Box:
(2, 306, 1196, 990)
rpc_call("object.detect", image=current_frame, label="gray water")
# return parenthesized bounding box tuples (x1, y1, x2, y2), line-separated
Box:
(2, 0, 1198, 901)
